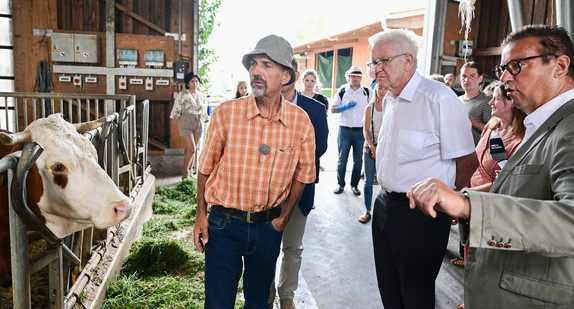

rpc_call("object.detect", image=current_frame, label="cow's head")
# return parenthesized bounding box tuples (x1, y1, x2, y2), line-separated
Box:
(0, 114, 133, 238)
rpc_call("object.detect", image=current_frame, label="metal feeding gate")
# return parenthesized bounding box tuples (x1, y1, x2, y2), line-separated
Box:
(0, 93, 154, 308)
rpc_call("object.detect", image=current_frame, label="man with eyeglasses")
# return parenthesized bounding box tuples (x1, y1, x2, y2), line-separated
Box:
(408, 24, 574, 308)
(368, 29, 478, 308)
(459, 61, 493, 146)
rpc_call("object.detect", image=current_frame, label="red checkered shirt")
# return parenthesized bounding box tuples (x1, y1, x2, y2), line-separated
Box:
(198, 95, 316, 212)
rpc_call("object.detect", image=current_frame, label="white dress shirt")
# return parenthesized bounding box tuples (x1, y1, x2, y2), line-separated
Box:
(519, 88, 574, 149)
(376, 72, 475, 192)
(332, 83, 372, 128)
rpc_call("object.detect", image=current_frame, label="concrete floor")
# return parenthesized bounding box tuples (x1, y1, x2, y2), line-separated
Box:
(155, 113, 465, 309)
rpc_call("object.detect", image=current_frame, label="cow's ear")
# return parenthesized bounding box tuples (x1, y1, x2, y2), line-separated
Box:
(73, 116, 107, 133)
(0, 131, 32, 146)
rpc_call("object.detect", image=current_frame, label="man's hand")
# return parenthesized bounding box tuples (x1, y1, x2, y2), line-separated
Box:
(271, 217, 287, 232)
(193, 213, 209, 253)
(407, 177, 471, 219)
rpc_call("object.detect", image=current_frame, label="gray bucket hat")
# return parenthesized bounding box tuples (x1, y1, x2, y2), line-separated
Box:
(242, 34, 296, 86)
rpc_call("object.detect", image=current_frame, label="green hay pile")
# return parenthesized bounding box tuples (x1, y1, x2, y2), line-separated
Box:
(103, 178, 244, 308)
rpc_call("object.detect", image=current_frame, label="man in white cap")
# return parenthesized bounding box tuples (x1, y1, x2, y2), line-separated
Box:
(331, 65, 373, 196)
(194, 34, 316, 309)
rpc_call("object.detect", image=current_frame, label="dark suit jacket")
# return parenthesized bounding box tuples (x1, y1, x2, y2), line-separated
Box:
(295, 91, 328, 216)
(464, 98, 574, 308)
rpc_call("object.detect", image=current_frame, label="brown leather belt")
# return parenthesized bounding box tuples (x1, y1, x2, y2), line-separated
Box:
(211, 205, 282, 223)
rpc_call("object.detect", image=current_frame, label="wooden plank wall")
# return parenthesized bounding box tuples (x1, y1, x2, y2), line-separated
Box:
(12, 0, 194, 151)
(472, 0, 557, 79)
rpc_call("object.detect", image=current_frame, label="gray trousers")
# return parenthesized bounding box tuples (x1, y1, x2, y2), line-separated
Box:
(269, 205, 308, 302)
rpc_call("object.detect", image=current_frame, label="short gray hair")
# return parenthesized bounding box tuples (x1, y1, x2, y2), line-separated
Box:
(369, 29, 419, 69)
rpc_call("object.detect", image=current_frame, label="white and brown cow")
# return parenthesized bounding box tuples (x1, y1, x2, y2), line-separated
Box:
(0, 114, 133, 287)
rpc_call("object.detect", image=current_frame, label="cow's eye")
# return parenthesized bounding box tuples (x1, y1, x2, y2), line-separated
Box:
(52, 163, 66, 172)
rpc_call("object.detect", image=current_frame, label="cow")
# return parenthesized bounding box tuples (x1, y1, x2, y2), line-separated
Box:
(0, 114, 133, 287)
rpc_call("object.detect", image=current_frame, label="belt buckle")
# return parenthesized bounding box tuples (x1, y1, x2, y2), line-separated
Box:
(246, 212, 255, 223)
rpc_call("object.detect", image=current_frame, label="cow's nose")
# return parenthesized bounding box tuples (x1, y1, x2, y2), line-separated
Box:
(114, 203, 134, 221)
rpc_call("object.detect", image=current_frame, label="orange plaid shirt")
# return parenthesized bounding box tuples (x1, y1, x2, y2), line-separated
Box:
(198, 95, 316, 212)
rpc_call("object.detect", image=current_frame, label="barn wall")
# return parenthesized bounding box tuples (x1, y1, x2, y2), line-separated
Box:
(444, 0, 558, 79)
(12, 0, 196, 152)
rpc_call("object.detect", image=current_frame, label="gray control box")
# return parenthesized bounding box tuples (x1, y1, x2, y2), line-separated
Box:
(51, 33, 99, 63)
(51, 33, 75, 62)
(74, 34, 99, 63)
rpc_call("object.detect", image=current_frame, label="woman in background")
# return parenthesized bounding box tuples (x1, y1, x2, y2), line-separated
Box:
(301, 69, 329, 110)
(234, 80, 249, 99)
(452, 81, 526, 308)
(359, 83, 386, 224)
(170, 72, 207, 178)
(451, 81, 526, 266)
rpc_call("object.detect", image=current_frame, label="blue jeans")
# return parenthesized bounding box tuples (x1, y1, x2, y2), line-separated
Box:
(337, 126, 365, 188)
(205, 208, 283, 309)
(363, 151, 376, 211)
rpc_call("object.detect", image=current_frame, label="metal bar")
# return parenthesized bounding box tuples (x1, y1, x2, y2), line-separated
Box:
(48, 246, 64, 309)
(556, 0, 574, 38)
(506, 0, 525, 31)
(6, 151, 31, 309)
(77, 98, 81, 123)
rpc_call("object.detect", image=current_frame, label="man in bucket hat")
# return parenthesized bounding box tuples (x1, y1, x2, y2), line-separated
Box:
(331, 65, 373, 196)
(194, 34, 316, 309)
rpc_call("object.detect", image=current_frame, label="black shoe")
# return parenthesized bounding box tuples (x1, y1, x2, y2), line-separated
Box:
(333, 186, 344, 194)
(351, 186, 361, 196)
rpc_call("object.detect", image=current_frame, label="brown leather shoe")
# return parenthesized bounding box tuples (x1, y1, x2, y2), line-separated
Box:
(333, 186, 344, 194)
(359, 212, 371, 224)
(280, 299, 296, 309)
(351, 186, 361, 196)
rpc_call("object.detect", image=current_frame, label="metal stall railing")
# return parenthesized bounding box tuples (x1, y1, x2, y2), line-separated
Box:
(1, 94, 150, 308)
(0, 92, 134, 132)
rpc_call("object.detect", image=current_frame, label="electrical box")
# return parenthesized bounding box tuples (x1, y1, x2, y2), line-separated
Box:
(146, 77, 154, 90)
(51, 33, 75, 62)
(174, 61, 189, 81)
(51, 33, 99, 63)
(456, 40, 473, 58)
(118, 49, 138, 67)
(74, 34, 99, 63)
(145, 50, 164, 68)
(118, 76, 127, 90)
(73, 75, 82, 86)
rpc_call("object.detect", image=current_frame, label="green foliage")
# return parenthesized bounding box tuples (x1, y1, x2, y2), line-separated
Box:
(152, 178, 197, 216)
(104, 177, 245, 308)
(142, 217, 180, 237)
(121, 238, 192, 277)
(103, 273, 205, 308)
(198, 0, 222, 92)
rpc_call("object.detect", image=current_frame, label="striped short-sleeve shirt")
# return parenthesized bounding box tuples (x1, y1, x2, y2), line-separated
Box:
(198, 95, 316, 212)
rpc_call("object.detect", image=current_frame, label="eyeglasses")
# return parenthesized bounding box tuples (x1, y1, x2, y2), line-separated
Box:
(492, 53, 558, 79)
(368, 53, 407, 70)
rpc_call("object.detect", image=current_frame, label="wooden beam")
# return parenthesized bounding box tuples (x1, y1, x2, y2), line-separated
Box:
(115, 3, 166, 35)
(473, 47, 502, 57)
(294, 39, 360, 54)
